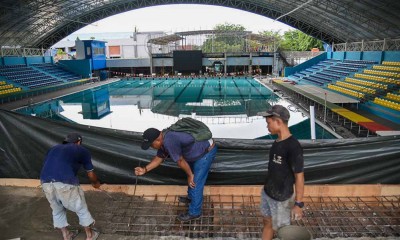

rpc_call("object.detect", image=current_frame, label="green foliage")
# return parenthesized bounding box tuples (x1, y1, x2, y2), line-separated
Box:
(279, 30, 323, 51)
(214, 23, 246, 32)
(259, 30, 283, 42)
(56, 49, 65, 55)
(201, 23, 323, 52)
(202, 23, 247, 53)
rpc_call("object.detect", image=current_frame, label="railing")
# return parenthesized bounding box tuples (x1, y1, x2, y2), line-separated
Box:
(333, 38, 400, 51)
(0, 78, 95, 104)
(280, 51, 324, 66)
(1, 47, 45, 57)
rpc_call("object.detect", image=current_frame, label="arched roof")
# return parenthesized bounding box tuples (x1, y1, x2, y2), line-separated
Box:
(0, 0, 399, 49)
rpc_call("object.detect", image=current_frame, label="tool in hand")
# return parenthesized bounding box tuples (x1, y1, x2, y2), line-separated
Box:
(134, 162, 140, 196)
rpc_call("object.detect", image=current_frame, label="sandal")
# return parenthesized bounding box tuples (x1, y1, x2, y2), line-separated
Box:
(91, 230, 100, 240)
(68, 229, 80, 240)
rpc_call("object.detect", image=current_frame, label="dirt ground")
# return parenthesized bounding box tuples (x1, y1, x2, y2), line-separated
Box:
(0, 186, 398, 240)
(0, 186, 201, 240)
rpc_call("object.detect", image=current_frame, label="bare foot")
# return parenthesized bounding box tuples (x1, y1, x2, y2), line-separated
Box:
(86, 229, 99, 240)
(63, 231, 73, 240)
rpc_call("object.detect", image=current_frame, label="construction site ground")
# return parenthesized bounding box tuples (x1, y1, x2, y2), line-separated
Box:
(1, 183, 399, 240)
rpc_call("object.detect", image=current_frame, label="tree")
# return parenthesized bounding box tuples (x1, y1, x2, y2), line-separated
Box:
(259, 30, 283, 42)
(202, 23, 247, 53)
(57, 49, 66, 55)
(280, 30, 323, 51)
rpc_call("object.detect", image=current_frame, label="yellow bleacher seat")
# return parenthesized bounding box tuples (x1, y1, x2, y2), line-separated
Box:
(382, 61, 400, 66)
(328, 84, 364, 98)
(373, 65, 400, 72)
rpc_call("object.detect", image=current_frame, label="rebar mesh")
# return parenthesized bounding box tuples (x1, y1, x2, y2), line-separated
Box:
(97, 194, 400, 238)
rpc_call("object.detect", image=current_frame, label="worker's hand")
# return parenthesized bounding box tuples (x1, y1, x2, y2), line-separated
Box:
(187, 174, 195, 188)
(91, 180, 101, 189)
(291, 205, 303, 221)
(135, 167, 147, 176)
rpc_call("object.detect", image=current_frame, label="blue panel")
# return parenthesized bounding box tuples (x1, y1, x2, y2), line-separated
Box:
(360, 103, 400, 124)
(332, 52, 345, 60)
(345, 52, 361, 60)
(284, 52, 327, 77)
(59, 59, 91, 78)
(3, 57, 25, 65)
(26, 56, 44, 65)
(383, 51, 400, 61)
(84, 41, 92, 58)
(227, 57, 249, 66)
(91, 41, 106, 70)
(44, 56, 53, 63)
(362, 51, 382, 63)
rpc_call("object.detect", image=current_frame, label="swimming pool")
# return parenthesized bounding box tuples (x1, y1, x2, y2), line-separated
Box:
(17, 77, 336, 139)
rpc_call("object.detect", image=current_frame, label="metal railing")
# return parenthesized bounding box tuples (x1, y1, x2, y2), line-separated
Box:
(1, 47, 45, 57)
(333, 38, 400, 51)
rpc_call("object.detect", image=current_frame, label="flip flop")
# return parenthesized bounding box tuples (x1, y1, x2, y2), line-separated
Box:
(69, 229, 80, 240)
(91, 230, 100, 240)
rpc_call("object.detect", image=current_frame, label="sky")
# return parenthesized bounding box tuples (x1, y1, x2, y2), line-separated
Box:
(73, 4, 294, 35)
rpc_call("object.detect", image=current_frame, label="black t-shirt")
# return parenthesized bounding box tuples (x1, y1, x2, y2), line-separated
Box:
(264, 136, 304, 201)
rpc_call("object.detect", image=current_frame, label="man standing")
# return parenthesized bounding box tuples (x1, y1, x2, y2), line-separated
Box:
(40, 133, 100, 240)
(135, 122, 217, 222)
(257, 105, 305, 240)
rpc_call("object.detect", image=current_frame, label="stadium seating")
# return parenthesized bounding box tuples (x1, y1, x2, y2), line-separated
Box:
(0, 62, 83, 93)
(382, 61, 400, 66)
(354, 73, 400, 85)
(31, 63, 82, 82)
(327, 84, 365, 99)
(0, 65, 64, 89)
(344, 77, 388, 90)
(335, 81, 376, 94)
(386, 92, 400, 102)
(373, 97, 400, 111)
(0, 80, 22, 95)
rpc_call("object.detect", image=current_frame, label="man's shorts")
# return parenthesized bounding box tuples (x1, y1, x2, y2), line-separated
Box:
(260, 188, 293, 230)
(42, 182, 94, 228)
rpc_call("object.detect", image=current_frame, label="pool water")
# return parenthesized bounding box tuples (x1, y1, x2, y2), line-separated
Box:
(17, 77, 336, 139)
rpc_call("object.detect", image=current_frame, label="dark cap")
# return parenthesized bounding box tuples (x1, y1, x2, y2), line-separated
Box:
(257, 105, 290, 121)
(63, 132, 83, 144)
(141, 128, 161, 150)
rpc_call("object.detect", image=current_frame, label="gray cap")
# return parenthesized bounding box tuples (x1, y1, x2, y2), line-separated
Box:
(63, 133, 83, 143)
(257, 105, 290, 121)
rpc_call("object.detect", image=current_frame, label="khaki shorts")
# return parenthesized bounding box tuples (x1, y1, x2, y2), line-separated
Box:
(42, 182, 94, 228)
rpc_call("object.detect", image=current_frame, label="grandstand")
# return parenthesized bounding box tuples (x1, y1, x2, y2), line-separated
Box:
(0, 1, 400, 239)
(286, 57, 400, 128)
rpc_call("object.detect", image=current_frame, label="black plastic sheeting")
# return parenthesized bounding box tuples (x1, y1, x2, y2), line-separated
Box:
(1, 109, 400, 185)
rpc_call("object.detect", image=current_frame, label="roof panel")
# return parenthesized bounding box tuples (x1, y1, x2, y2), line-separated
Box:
(0, 0, 399, 48)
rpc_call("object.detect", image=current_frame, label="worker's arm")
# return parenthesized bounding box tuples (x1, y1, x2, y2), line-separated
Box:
(292, 172, 305, 220)
(134, 155, 164, 176)
(87, 170, 101, 189)
(177, 156, 195, 188)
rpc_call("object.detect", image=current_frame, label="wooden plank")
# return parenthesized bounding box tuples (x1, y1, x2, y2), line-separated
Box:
(1, 179, 399, 198)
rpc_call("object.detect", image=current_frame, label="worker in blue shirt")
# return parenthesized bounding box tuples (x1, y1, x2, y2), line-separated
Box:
(40, 133, 100, 240)
(135, 127, 217, 222)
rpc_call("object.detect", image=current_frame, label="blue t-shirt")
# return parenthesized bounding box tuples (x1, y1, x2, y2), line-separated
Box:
(40, 143, 94, 185)
(157, 131, 210, 162)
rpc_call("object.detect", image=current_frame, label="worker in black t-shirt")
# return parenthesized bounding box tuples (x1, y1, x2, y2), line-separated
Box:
(257, 105, 305, 240)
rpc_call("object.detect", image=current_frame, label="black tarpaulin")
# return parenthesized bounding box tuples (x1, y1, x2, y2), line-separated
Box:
(1, 109, 399, 185)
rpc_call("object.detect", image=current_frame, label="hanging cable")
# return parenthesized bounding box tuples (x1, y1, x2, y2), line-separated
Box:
(274, 0, 313, 22)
